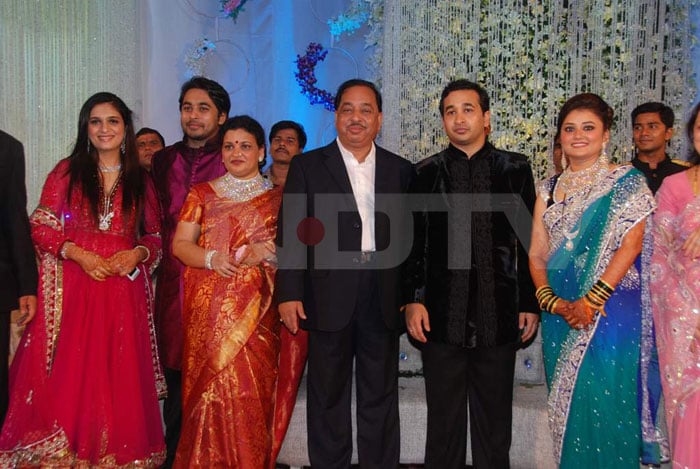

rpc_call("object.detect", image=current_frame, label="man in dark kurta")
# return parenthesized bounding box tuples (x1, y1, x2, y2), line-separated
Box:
(403, 80, 539, 469)
(151, 76, 230, 468)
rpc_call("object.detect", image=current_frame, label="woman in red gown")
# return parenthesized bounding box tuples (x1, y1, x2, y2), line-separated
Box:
(0, 92, 165, 467)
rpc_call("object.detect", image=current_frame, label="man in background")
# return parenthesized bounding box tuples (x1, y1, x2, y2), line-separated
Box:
(0, 130, 37, 426)
(263, 120, 307, 187)
(136, 127, 165, 171)
(151, 76, 230, 468)
(264, 119, 310, 465)
(631, 101, 689, 194)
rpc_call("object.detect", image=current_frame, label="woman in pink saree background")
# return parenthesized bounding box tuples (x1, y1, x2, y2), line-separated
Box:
(650, 102, 700, 468)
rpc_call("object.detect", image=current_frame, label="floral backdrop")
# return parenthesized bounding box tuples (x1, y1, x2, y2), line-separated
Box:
(378, 0, 697, 177)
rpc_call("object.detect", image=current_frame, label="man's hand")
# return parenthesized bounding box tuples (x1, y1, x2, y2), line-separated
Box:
(17, 295, 37, 326)
(279, 300, 306, 334)
(518, 312, 539, 343)
(402, 303, 431, 343)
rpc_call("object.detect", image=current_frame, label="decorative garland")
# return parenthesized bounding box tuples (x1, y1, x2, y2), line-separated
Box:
(295, 42, 335, 112)
(220, 0, 249, 21)
(327, 0, 370, 42)
(184, 37, 216, 77)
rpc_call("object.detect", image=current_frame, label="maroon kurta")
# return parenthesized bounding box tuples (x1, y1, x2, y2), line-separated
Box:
(152, 139, 225, 370)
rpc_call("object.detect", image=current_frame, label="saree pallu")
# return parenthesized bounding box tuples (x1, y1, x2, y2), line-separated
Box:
(540, 166, 655, 468)
(650, 171, 700, 468)
(174, 184, 281, 468)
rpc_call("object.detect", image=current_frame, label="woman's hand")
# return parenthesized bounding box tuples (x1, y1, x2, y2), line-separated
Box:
(234, 242, 276, 266)
(210, 251, 238, 278)
(72, 247, 113, 281)
(691, 321, 700, 354)
(557, 298, 595, 330)
(106, 248, 142, 276)
(682, 225, 700, 259)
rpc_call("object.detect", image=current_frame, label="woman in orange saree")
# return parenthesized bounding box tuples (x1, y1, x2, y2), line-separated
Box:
(172, 115, 281, 468)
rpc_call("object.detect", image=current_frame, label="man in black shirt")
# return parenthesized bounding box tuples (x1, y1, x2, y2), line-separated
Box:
(403, 80, 539, 469)
(631, 102, 690, 194)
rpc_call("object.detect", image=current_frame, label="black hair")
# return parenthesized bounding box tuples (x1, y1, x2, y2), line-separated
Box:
(67, 92, 144, 226)
(135, 127, 165, 147)
(269, 120, 307, 150)
(631, 102, 674, 128)
(179, 76, 231, 117)
(439, 79, 490, 116)
(333, 79, 382, 112)
(221, 115, 267, 169)
(557, 93, 614, 133)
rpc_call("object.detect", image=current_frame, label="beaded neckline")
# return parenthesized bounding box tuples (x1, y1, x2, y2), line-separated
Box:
(555, 156, 609, 202)
(99, 163, 122, 173)
(212, 173, 272, 202)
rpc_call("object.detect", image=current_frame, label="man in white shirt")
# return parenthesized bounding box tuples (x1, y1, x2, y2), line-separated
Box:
(275, 79, 414, 469)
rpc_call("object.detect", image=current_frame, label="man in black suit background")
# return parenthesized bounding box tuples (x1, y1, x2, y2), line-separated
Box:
(0, 130, 38, 425)
(276, 79, 413, 469)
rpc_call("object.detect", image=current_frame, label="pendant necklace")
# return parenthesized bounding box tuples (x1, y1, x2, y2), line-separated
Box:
(98, 171, 122, 231)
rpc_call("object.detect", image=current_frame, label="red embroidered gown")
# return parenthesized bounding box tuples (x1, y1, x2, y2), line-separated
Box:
(0, 159, 166, 467)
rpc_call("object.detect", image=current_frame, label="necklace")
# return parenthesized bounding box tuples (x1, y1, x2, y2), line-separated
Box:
(556, 157, 608, 201)
(98, 171, 122, 231)
(556, 155, 609, 251)
(99, 163, 122, 173)
(213, 173, 271, 202)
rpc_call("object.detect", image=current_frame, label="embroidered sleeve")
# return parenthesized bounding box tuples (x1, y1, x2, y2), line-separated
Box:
(30, 160, 70, 257)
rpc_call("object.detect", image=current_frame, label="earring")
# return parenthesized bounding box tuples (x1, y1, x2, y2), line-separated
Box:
(599, 142, 608, 164)
(561, 151, 569, 171)
(87, 140, 91, 153)
(120, 140, 126, 155)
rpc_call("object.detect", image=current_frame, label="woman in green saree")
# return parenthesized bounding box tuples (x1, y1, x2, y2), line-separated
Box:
(529, 93, 656, 467)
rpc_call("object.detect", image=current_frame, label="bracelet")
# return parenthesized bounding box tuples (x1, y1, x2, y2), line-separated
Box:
(582, 294, 607, 318)
(204, 250, 217, 270)
(60, 242, 75, 260)
(535, 285, 560, 313)
(134, 245, 150, 263)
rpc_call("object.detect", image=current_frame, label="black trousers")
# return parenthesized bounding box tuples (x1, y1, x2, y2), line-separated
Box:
(0, 311, 9, 428)
(306, 270, 400, 469)
(161, 367, 182, 469)
(422, 340, 516, 469)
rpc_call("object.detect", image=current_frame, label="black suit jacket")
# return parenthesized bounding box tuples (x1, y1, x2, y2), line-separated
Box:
(0, 131, 38, 312)
(275, 141, 413, 332)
